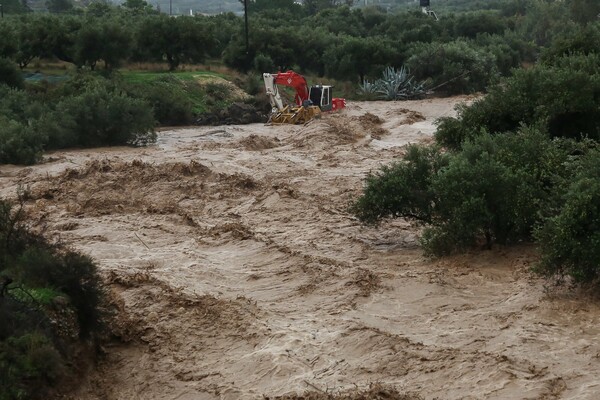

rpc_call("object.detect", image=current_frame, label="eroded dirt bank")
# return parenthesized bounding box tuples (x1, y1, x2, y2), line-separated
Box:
(1, 98, 599, 400)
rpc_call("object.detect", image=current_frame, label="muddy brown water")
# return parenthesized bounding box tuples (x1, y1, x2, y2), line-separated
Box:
(1, 98, 599, 400)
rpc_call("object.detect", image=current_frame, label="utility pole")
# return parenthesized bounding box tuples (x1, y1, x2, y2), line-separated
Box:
(1, 4, 3, 19)
(243, 0, 249, 56)
(169, 0, 172, 15)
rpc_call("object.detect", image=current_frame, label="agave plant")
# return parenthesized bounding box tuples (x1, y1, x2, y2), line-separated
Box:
(357, 79, 378, 95)
(373, 66, 430, 101)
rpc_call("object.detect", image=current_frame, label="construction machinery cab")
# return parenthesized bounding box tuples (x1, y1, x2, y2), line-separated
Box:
(309, 85, 333, 112)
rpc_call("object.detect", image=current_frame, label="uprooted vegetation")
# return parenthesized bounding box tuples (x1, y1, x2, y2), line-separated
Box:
(0, 194, 107, 399)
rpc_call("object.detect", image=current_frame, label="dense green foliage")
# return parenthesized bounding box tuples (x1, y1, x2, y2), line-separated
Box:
(0, 0, 536, 87)
(0, 197, 106, 399)
(0, 0, 594, 93)
(436, 52, 600, 148)
(135, 15, 214, 71)
(353, 3, 600, 285)
(406, 40, 498, 94)
(0, 75, 156, 165)
(535, 151, 600, 283)
(354, 129, 587, 255)
(127, 76, 195, 125)
(0, 58, 23, 89)
(353, 145, 446, 225)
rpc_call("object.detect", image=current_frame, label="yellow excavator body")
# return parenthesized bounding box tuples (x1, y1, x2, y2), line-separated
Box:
(268, 105, 321, 125)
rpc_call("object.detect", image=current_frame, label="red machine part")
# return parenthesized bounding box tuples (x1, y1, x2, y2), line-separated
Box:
(332, 98, 346, 110)
(272, 71, 310, 106)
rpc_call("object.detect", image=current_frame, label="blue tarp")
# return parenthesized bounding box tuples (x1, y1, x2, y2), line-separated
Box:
(23, 72, 69, 84)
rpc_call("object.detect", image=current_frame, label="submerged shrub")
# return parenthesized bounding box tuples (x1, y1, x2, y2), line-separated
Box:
(352, 144, 448, 225)
(0, 73, 158, 164)
(0, 118, 46, 165)
(353, 128, 583, 256)
(50, 86, 156, 148)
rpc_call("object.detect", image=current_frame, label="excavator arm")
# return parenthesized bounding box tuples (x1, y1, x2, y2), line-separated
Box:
(263, 71, 310, 110)
(263, 73, 285, 111)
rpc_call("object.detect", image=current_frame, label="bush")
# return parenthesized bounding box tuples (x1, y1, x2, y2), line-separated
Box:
(243, 73, 263, 96)
(535, 150, 600, 283)
(128, 77, 194, 126)
(15, 248, 105, 338)
(352, 144, 448, 225)
(0, 333, 64, 400)
(0, 197, 108, 398)
(475, 32, 534, 75)
(406, 40, 498, 95)
(353, 128, 583, 255)
(0, 85, 33, 121)
(541, 22, 600, 63)
(452, 11, 511, 39)
(46, 74, 157, 143)
(0, 58, 23, 89)
(253, 53, 275, 73)
(435, 56, 600, 148)
(0, 74, 158, 164)
(423, 129, 573, 254)
(0, 119, 46, 165)
(51, 86, 156, 148)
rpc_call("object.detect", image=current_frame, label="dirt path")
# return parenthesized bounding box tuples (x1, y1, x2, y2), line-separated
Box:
(1, 97, 599, 400)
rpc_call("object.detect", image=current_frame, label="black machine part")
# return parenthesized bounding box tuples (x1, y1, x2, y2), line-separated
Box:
(309, 85, 333, 112)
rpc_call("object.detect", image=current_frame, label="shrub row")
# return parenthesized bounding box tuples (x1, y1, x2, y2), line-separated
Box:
(0, 5, 534, 92)
(435, 52, 600, 148)
(0, 73, 156, 165)
(353, 130, 599, 280)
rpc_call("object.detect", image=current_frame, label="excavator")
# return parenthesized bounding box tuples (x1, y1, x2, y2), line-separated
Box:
(263, 70, 346, 124)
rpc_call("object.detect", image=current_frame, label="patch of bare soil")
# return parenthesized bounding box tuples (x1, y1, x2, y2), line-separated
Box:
(2, 96, 599, 400)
